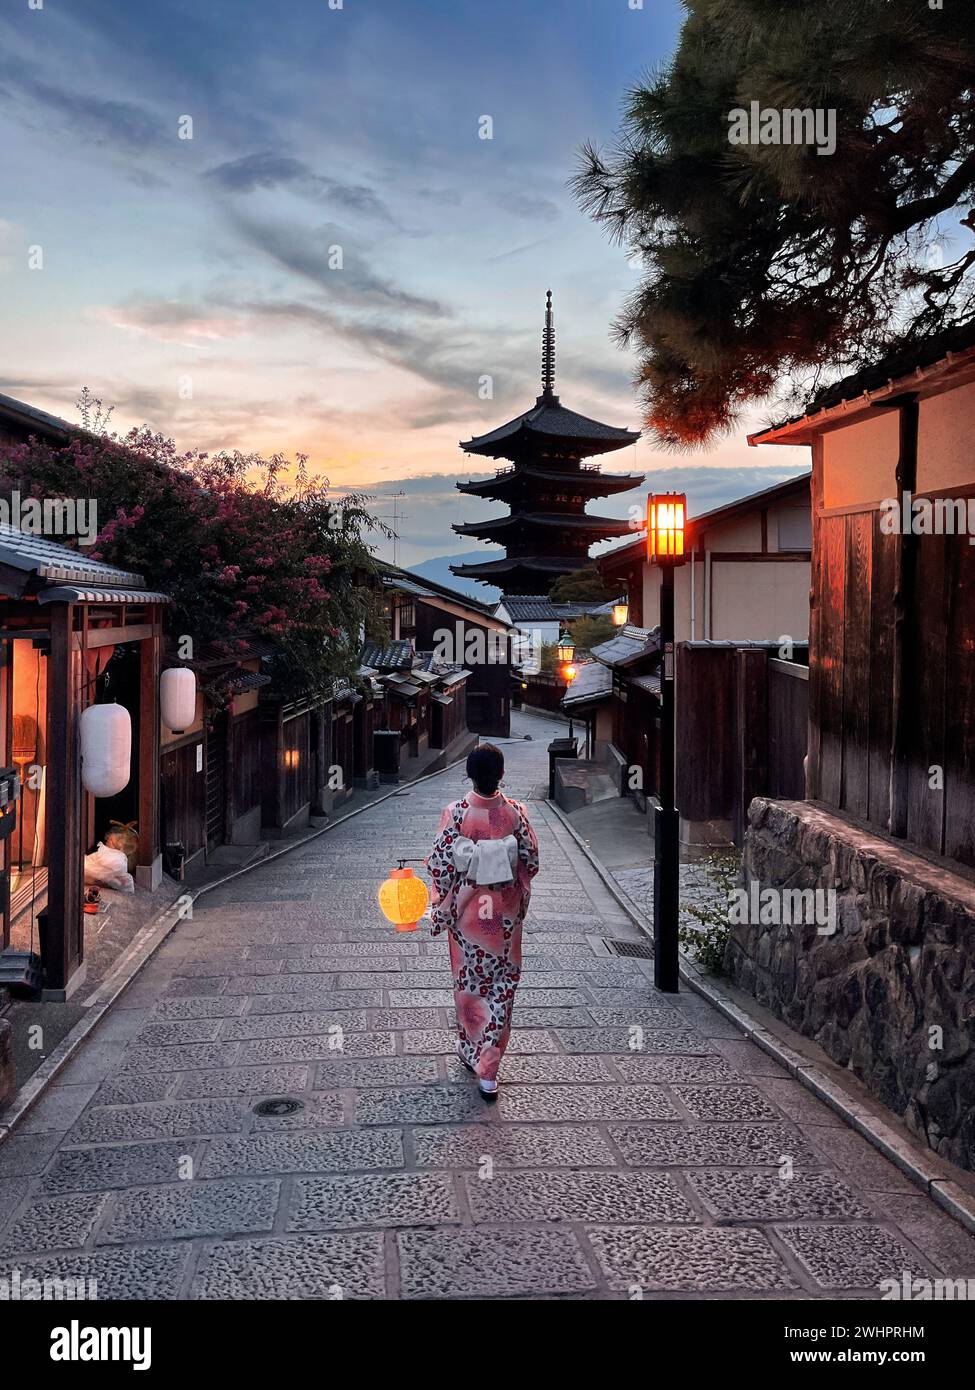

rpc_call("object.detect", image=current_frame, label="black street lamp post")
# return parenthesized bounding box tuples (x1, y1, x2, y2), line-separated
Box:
(647, 494, 686, 994)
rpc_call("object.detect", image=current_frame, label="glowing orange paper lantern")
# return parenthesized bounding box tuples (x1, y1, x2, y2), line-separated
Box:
(647, 493, 686, 563)
(378, 866, 430, 933)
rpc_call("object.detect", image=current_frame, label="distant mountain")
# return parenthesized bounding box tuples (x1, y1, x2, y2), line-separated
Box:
(408, 551, 503, 605)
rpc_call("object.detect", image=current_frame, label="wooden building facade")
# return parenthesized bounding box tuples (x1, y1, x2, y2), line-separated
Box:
(0, 527, 169, 998)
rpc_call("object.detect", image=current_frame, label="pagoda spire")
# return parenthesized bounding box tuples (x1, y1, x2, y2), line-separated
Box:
(540, 289, 556, 400)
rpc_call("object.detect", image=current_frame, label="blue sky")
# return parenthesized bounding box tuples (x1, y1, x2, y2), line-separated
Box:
(0, 0, 808, 566)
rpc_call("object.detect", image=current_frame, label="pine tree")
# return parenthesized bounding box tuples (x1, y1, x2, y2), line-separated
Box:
(574, 0, 975, 447)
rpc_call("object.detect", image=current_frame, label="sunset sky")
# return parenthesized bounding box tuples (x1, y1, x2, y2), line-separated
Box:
(1, 0, 809, 571)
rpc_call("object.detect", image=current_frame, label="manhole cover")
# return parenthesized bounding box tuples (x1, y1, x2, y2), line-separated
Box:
(604, 939, 654, 959)
(253, 1097, 304, 1117)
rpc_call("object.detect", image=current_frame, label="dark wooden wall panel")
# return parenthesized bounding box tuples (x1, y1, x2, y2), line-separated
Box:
(944, 532, 975, 863)
(161, 740, 206, 861)
(840, 513, 871, 820)
(907, 531, 948, 853)
(768, 664, 809, 800)
(867, 517, 896, 829)
(231, 709, 261, 821)
(817, 516, 846, 808)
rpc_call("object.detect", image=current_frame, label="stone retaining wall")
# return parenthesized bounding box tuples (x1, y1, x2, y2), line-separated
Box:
(726, 797, 975, 1173)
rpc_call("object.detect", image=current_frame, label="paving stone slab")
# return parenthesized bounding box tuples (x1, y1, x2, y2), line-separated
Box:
(192, 1233, 386, 1299)
(411, 1123, 615, 1169)
(101, 1179, 280, 1244)
(163, 977, 228, 998)
(774, 1223, 931, 1290)
(586, 1006, 687, 1029)
(0, 1131, 65, 1178)
(248, 989, 384, 1013)
(556, 1028, 709, 1055)
(587, 1225, 798, 1291)
(202, 1129, 404, 1178)
(313, 1056, 440, 1088)
(15, 1083, 100, 1135)
(176, 958, 283, 977)
(455, 1055, 613, 1084)
(803, 1125, 921, 1193)
(119, 1043, 240, 1074)
(402, 1029, 556, 1056)
(673, 1084, 783, 1123)
(686, 1169, 875, 1222)
(150, 997, 246, 1021)
(287, 1173, 458, 1231)
(13, 1246, 188, 1300)
(93, 1074, 177, 1107)
(389, 990, 455, 1008)
(310, 942, 420, 957)
(355, 1086, 490, 1127)
(0, 1194, 108, 1256)
(135, 1019, 226, 1047)
(511, 996, 590, 1013)
(175, 1064, 310, 1100)
(367, 1009, 443, 1030)
(496, 1085, 679, 1123)
(613, 1054, 739, 1085)
(69, 1099, 246, 1145)
(465, 1169, 697, 1225)
(397, 1228, 595, 1299)
(236, 1033, 395, 1065)
(294, 959, 404, 976)
(873, 1194, 975, 1276)
(41, 1142, 193, 1195)
(610, 1124, 820, 1168)
(335, 972, 410, 989)
(220, 1010, 368, 1041)
(224, 974, 335, 996)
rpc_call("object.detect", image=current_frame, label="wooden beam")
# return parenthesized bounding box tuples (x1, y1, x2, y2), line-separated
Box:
(137, 619, 161, 872)
(44, 604, 82, 992)
(72, 624, 154, 650)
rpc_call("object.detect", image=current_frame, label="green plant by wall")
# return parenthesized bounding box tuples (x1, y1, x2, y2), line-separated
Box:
(678, 848, 741, 975)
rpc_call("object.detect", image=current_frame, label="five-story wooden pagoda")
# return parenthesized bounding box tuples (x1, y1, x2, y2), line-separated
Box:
(451, 292, 643, 595)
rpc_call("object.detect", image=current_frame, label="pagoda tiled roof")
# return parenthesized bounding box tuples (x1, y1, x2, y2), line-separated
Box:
(461, 393, 639, 460)
(457, 463, 643, 499)
(454, 511, 632, 538)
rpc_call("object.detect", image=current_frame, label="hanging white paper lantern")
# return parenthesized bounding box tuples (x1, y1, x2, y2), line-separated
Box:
(160, 667, 197, 734)
(80, 702, 131, 798)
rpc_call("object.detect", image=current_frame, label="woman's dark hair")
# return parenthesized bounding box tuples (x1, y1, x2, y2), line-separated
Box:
(467, 743, 504, 795)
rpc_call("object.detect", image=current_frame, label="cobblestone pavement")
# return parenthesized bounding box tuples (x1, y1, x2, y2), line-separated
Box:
(2, 712, 975, 1299)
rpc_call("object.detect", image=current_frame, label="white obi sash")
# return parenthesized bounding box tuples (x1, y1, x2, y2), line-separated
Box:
(451, 834, 518, 885)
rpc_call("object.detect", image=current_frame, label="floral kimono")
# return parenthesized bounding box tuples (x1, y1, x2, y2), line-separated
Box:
(426, 790, 540, 1081)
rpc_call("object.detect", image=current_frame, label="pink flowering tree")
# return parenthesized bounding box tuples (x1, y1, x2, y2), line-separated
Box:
(0, 412, 387, 702)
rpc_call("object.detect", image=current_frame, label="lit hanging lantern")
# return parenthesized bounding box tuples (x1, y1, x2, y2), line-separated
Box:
(377, 864, 430, 933)
(562, 662, 578, 685)
(612, 601, 629, 627)
(647, 493, 687, 563)
(80, 702, 131, 798)
(160, 667, 197, 735)
(556, 635, 575, 663)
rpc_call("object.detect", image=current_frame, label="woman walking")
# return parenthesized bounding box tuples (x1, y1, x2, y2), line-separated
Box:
(426, 744, 539, 1099)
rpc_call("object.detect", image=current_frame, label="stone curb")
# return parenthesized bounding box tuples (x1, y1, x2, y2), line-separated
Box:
(0, 748, 473, 1148)
(546, 798, 975, 1236)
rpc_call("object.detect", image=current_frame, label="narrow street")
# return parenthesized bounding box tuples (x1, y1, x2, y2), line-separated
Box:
(1, 711, 974, 1300)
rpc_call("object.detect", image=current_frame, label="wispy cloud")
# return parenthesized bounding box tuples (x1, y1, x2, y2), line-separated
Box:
(205, 151, 394, 222)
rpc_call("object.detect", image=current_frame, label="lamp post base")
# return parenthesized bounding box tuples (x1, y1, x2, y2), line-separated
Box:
(653, 802, 680, 993)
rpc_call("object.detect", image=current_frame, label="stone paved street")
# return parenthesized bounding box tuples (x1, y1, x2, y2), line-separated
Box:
(2, 711, 975, 1299)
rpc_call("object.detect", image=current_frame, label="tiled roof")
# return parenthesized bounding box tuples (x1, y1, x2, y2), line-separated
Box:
(591, 624, 660, 669)
(500, 595, 613, 623)
(562, 660, 613, 708)
(0, 523, 145, 588)
(223, 666, 271, 694)
(461, 395, 639, 459)
(360, 639, 414, 671)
